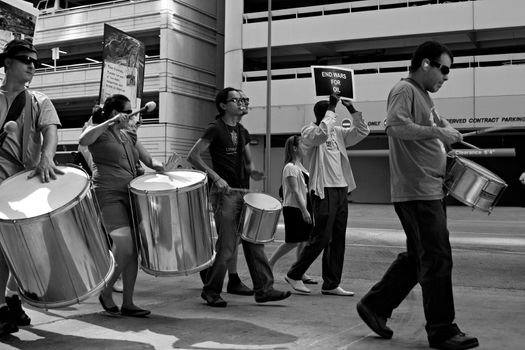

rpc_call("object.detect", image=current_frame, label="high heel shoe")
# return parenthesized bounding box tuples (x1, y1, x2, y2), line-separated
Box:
(98, 295, 120, 316)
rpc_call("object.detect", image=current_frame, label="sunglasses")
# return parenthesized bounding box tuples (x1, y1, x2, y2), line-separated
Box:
(226, 97, 250, 105)
(121, 110, 133, 114)
(10, 55, 39, 67)
(428, 60, 450, 75)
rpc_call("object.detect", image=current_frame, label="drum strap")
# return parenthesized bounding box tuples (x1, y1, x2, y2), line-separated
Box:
(0, 90, 26, 147)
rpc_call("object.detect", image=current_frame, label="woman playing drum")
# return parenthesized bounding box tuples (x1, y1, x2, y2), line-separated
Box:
(79, 94, 164, 317)
(269, 135, 316, 290)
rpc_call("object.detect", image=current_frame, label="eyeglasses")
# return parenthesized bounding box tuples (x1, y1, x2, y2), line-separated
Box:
(10, 55, 39, 67)
(226, 98, 250, 105)
(428, 60, 450, 75)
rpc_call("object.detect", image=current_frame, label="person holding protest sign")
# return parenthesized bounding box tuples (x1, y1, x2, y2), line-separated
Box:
(356, 41, 478, 350)
(79, 94, 165, 317)
(285, 94, 369, 295)
(0, 39, 63, 335)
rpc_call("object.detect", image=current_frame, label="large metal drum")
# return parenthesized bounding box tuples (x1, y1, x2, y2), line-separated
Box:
(0, 165, 114, 308)
(445, 156, 507, 213)
(238, 193, 282, 243)
(129, 169, 215, 276)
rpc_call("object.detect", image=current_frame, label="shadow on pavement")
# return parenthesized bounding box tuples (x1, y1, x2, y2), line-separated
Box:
(1, 312, 297, 350)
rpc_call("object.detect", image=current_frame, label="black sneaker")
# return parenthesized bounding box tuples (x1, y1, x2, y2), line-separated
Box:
(227, 280, 254, 296)
(201, 292, 227, 307)
(356, 301, 393, 339)
(429, 332, 479, 350)
(0, 306, 18, 336)
(255, 289, 291, 303)
(6, 295, 31, 326)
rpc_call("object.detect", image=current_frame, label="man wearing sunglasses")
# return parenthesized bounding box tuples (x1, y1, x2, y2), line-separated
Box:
(0, 39, 63, 335)
(356, 41, 478, 350)
(188, 87, 291, 307)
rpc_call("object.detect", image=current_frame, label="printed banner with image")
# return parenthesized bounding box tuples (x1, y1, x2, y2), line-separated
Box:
(0, 0, 38, 51)
(99, 24, 145, 109)
(311, 65, 355, 100)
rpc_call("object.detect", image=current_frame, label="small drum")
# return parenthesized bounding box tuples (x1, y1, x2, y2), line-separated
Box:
(0, 165, 114, 308)
(445, 156, 507, 213)
(129, 169, 215, 276)
(238, 193, 282, 243)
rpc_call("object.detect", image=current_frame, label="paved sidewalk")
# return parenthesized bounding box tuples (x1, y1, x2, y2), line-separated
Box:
(1, 204, 524, 349)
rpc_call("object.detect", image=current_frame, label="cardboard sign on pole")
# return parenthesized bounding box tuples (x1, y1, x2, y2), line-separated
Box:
(99, 24, 145, 109)
(0, 0, 38, 49)
(311, 65, 355, 100)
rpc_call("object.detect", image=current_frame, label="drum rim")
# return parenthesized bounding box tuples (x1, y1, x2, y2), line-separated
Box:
(242, 192, 282, 211)
(129, 169, 208, 194)
(452, 156, 506, 183)
(0, 165, 90, 222)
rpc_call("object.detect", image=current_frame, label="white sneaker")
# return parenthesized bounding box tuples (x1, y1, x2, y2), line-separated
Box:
(321, 286, 354, 296)
(285, 276, 311, 293)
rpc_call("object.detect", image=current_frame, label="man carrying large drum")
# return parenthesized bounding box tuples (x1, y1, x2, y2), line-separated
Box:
(0, 39, 64, 335)
(188, 87, 291, 307)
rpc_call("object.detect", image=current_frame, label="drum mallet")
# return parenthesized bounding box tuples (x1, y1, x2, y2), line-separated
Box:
(108, 101, 156, 126)
(459, 125, 512, 151)
(462, 126, 510, 138)
(0, 121, 18, 146)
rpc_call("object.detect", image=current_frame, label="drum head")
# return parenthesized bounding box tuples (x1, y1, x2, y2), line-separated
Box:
(244, 193, 282, 210)
(0, 166, 88, 220)
(129, 170, 206, 192)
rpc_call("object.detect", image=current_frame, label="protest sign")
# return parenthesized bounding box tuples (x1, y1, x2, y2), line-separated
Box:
(99, 24, 145, 109)
(311, 65, 355, 100)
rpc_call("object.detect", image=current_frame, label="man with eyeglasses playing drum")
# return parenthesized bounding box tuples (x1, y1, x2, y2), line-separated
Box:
(188, 87, 291, 307)
(356, 41, 479, 350)
(0, 39, 63, 335)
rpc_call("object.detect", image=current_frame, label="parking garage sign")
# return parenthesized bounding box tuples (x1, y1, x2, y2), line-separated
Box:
(311, 65, 355, 100)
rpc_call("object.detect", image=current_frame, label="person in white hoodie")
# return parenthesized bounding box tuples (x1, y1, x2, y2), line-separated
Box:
(285, 94, 369, 295)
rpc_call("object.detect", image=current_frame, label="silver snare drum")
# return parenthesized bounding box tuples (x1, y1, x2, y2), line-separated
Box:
(0, 165, 114, 308)
(129, 170, 215, 276)
(238, 193, 282, 243)
(445, 156, 507, 213)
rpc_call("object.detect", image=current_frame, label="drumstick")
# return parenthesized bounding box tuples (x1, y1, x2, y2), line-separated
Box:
(0, 121, 18, 143)
(462, 126, 509, 138)
(460, 140, 481, 150)
(108, 101, 156, 126)
(229, 187, 251, 193)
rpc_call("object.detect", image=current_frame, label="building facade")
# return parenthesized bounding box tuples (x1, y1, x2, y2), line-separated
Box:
(11, 0, 525, 205)
(228, 0, 525, 205)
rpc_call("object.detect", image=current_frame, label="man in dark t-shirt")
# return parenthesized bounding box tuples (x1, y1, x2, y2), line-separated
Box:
(188, 87, 291, 307)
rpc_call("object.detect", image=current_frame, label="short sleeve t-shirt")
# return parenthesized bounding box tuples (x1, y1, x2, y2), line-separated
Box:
(89, 129, 138, 194)
(385, 78, 447, 202)
(282, 162, 309, 208)
(202, 118, 251, 188)
(0, 90, 61, 181)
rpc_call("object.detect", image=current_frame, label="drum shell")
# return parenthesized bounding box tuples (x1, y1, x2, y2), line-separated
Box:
(239, 194, 282, 244)
(445, 156, 507, 213)
(129, 171, 215, 276)
(0, 166, 114, 309)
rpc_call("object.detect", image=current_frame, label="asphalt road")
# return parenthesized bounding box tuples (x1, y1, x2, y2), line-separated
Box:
(1, 203, 524, 349)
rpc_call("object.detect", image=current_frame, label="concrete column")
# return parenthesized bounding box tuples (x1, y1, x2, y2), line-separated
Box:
(224, 0, 244, 88)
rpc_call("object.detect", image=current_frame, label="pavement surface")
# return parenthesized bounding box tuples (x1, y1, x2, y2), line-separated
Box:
(1, 203, 524, 350)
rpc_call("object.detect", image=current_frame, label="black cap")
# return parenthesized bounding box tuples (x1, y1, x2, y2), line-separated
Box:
(0, 39, 37, 68)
